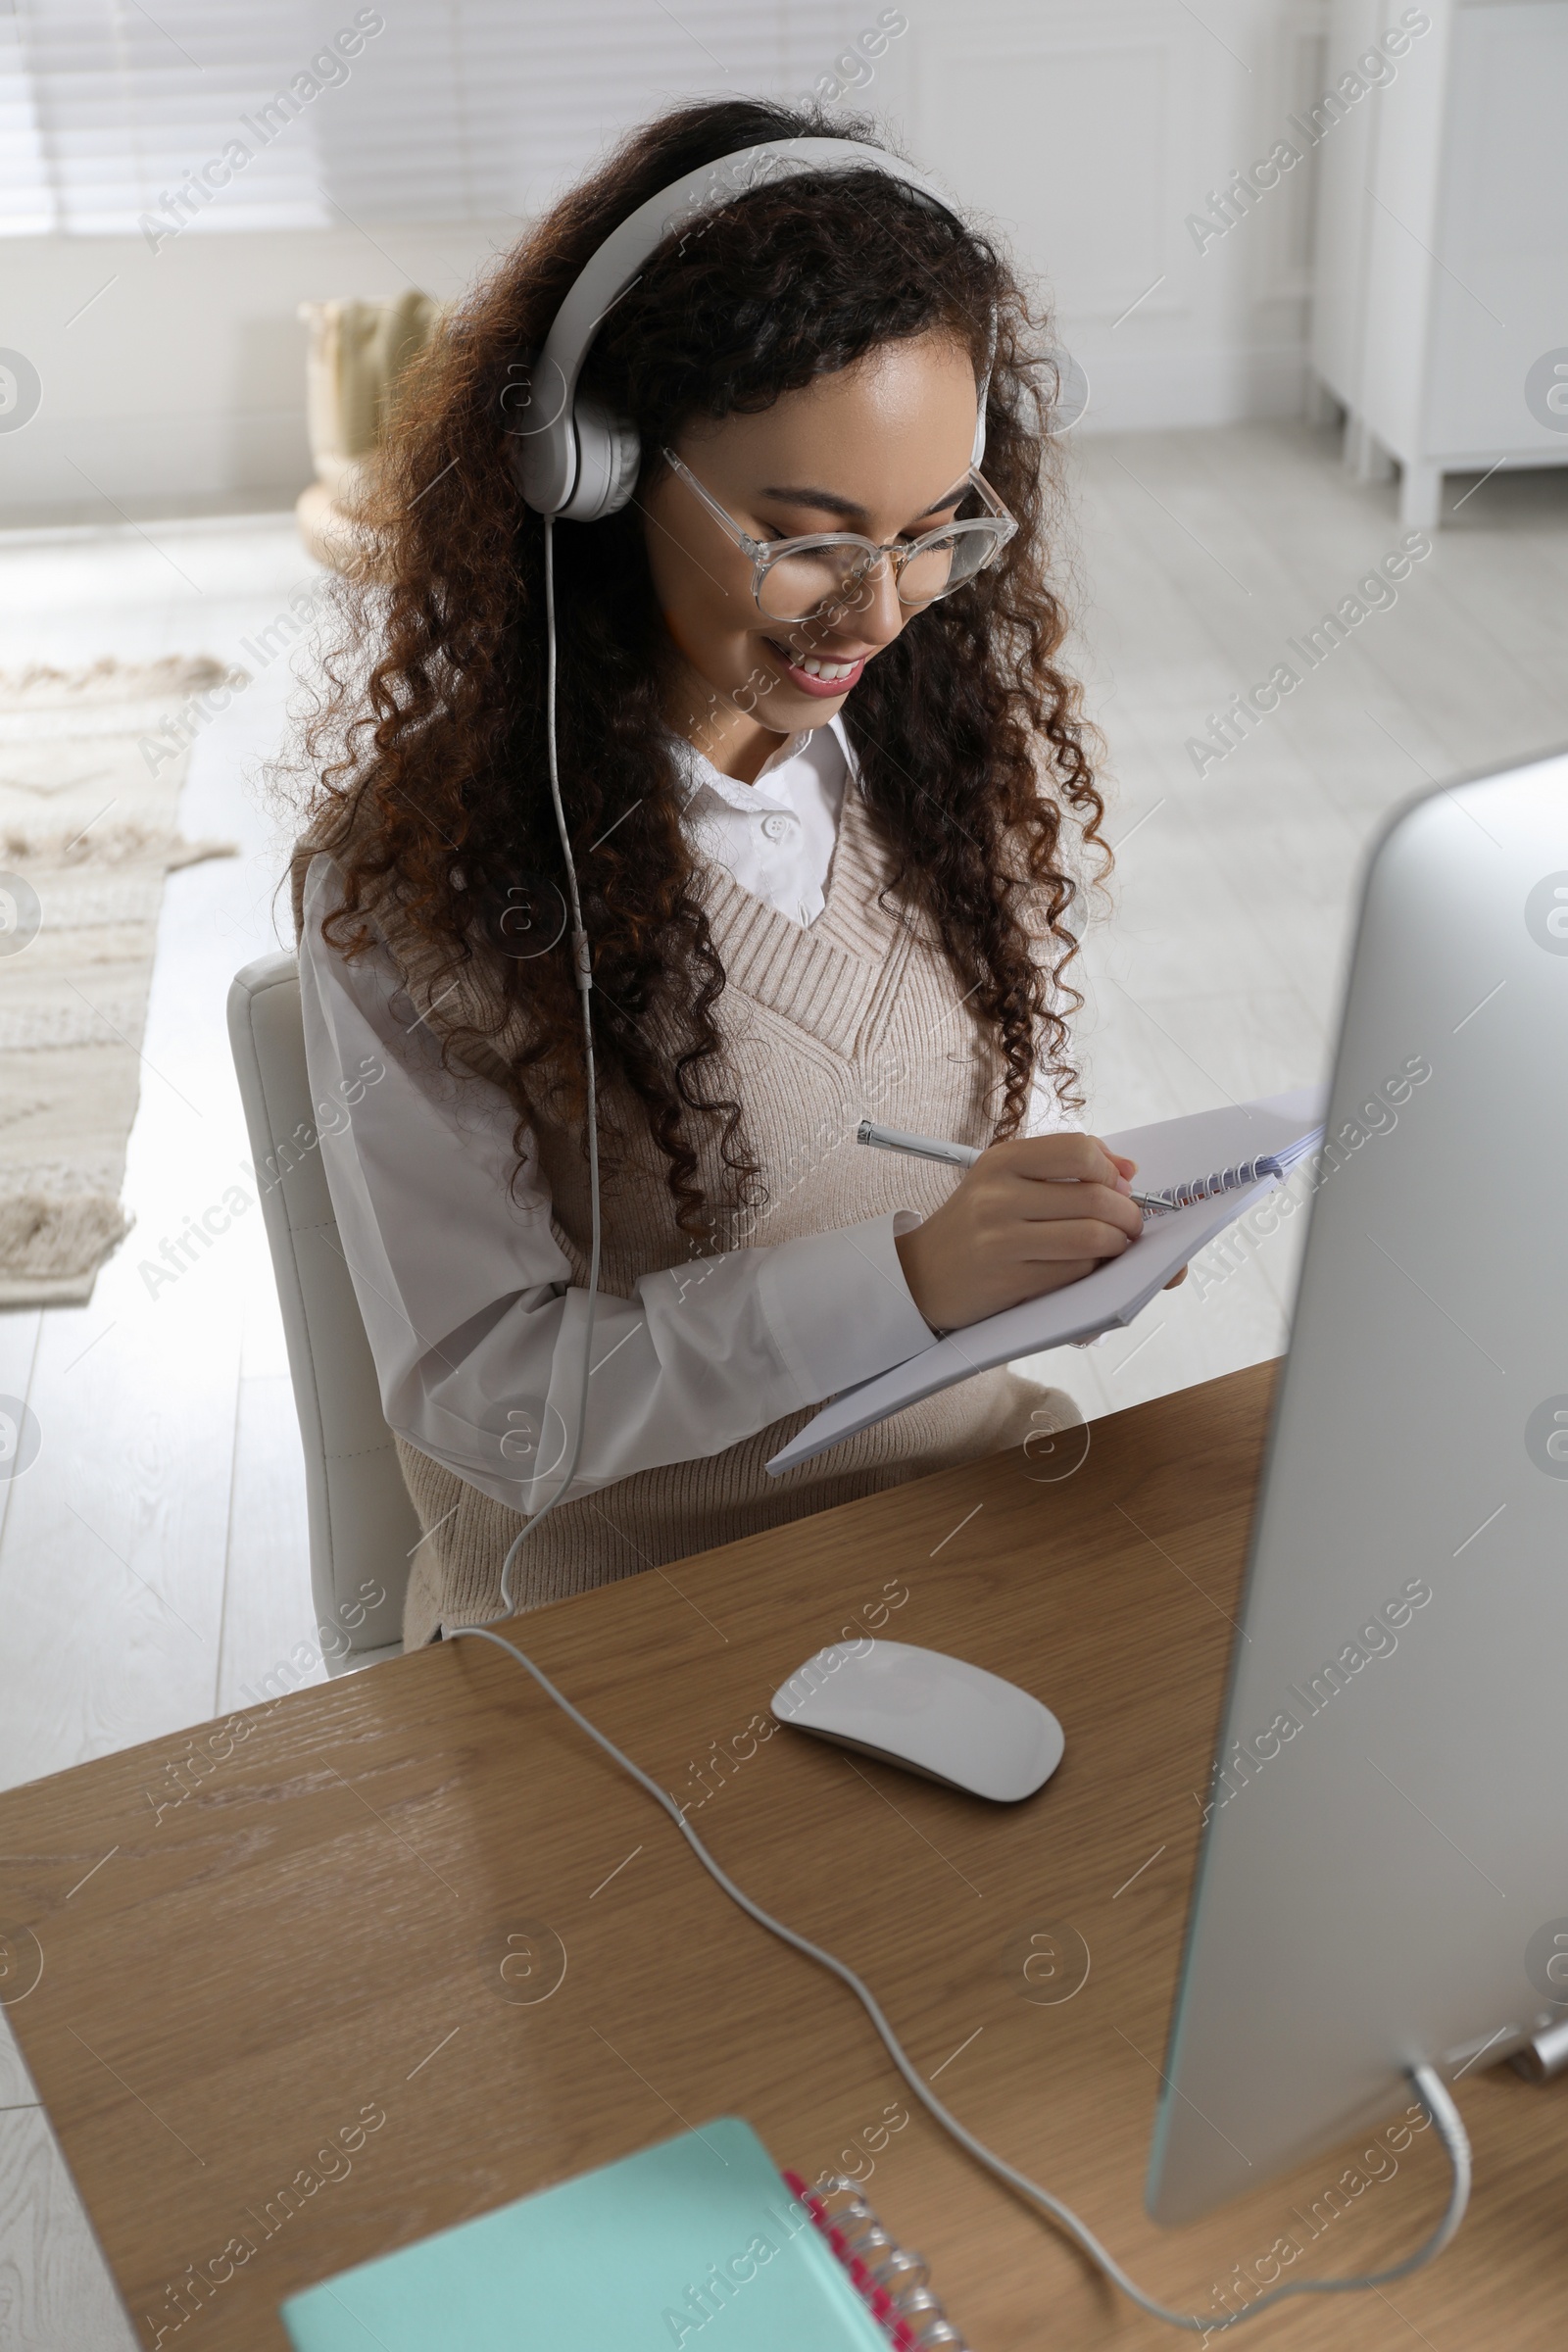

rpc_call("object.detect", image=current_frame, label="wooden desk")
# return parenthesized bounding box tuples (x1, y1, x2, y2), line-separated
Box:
(1, 1364, 1562, 2350)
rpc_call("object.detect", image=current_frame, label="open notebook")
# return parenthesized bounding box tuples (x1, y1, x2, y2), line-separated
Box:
(767, 1087, 1325, 1475)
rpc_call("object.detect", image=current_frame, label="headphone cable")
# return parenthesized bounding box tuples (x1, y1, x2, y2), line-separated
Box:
(446, 1630, 1469, 2333)
(488, 512, 604, 1616)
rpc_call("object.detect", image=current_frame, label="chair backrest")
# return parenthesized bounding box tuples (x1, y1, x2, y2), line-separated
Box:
(227, 953, 415, 1668)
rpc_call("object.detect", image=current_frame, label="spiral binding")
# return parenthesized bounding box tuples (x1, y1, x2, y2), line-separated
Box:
(1141, 1152, 1281, 1214)
(783, 2171, 970, 2350)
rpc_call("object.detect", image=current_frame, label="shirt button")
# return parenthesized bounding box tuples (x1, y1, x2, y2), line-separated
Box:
(760, 812, 792, 843)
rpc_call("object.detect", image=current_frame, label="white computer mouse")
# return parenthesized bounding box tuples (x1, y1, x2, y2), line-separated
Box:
(770, 1639, 1064, 1803)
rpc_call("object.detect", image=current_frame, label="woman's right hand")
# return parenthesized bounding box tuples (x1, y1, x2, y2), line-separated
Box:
(893, 1132, 1144, 1333)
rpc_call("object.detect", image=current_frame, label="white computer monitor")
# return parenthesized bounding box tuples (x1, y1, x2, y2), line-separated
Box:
(1147, 747, 1568, 2226)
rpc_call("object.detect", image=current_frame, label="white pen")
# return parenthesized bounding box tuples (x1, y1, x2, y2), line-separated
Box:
(856, 1116, 1167, 1211)
(856, 1118, 981, 1170)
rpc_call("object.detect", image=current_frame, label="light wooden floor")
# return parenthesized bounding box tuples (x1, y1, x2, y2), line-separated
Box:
(1, 424, 1566, 2344)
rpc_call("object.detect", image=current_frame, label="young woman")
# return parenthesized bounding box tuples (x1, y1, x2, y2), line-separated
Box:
(290, 96, 1150, 1648)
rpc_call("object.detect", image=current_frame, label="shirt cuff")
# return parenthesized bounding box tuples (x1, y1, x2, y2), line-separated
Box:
(758, 1209, 937, 1402)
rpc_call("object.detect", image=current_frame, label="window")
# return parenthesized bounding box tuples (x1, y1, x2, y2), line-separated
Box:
(2, 1, 889, 239)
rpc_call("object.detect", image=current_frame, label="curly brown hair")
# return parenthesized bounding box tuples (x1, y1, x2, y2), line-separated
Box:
(289, 95, 1107, 1243)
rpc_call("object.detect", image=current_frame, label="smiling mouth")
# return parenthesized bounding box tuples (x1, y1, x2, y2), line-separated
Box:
(764, 639, 867, 698)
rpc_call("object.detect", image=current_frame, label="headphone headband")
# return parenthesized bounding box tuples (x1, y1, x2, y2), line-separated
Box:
(507, 135, 985, 521)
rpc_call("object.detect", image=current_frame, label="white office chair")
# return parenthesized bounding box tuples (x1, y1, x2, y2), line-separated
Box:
(227, 953, 416, 1668)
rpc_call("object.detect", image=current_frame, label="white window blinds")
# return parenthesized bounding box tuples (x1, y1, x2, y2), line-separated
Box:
(2, 0, 891, 239)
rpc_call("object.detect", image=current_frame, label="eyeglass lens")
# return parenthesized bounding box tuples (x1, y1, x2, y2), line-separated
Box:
(757, 525, 1000, 623)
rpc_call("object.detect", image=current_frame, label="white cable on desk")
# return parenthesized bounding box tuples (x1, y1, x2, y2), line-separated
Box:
(448, 518, 1471, 2337)
(448, 1632, 1469, 2334)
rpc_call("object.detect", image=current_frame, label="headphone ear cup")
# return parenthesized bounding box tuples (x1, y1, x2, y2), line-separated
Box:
(564, 394, 642, 521)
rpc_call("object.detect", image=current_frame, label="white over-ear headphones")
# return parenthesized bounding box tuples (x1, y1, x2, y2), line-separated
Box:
(505, 135, 990, 522)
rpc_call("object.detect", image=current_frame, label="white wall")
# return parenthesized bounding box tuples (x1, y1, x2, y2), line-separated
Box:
(1, 0, 1340, 522)
(896, 0, 1332, 433)
(0, 220, 516, 522)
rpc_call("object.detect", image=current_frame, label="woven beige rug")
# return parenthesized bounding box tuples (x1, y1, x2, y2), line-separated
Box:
(0, 657, 242, 1306)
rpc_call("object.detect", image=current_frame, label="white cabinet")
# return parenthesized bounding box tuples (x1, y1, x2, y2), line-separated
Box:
(1310, 0, 1568, 523)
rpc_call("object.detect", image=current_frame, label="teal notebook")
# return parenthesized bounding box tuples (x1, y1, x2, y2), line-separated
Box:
(279, 2118, 894, 2351)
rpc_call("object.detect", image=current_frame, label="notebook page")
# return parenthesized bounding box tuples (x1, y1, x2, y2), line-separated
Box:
(766, 1089, 1326, 1475)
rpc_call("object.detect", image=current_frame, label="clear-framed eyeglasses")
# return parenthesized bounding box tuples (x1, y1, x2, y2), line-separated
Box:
(661, 447, 1018, 625)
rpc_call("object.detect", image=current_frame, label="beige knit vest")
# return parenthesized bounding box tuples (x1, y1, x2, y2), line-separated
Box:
(295, 778, 1076, 1646)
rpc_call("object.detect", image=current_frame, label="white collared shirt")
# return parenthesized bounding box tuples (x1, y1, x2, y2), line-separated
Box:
(671, 715, 850, 928)
(296, 717, 1074, 1523)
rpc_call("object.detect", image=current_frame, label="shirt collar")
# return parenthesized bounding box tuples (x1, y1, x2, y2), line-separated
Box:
(664, 711, 857, 816)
